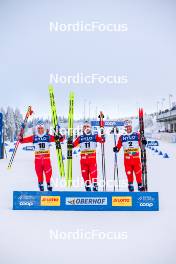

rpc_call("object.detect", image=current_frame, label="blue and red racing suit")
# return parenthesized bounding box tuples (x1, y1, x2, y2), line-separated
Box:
(116, 132, 142, 184)
(73, 133, 105, 185)
(20, 133, 64, 184)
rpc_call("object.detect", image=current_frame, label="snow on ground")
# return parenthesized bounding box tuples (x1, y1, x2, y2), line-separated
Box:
(0, 135, 176, 264)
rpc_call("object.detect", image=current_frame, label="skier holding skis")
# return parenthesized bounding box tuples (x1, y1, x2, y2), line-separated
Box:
(19, 121, 65, 191)
(113, 120, 147, 192)
(71, 122, 105, 191)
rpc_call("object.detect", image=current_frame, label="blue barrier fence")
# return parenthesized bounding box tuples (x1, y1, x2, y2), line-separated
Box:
(13, 191, 159, 211)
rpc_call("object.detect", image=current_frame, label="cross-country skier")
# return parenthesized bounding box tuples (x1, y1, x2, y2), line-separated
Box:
(113, 120, 147, 192)
(71, 122, 105, 191)
(19, 121, 65, 191)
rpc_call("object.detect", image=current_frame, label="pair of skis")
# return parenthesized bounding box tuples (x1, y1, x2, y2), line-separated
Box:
(139, 108, 148, 191)
(49, 85, 65, 177)
(7, 106, 33, 169)
(49, 85, 74, 185)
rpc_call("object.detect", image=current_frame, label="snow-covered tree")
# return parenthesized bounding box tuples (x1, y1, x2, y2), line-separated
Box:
(14, 108, 23, 139)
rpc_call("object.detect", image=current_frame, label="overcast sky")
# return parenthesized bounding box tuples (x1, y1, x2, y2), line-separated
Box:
(0, 0, 176, 119)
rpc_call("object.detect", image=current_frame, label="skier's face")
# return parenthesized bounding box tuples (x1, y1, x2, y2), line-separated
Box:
(83, 125, 91, 134)
(37, 127, 45, 135)
(125, 125, 132, 134)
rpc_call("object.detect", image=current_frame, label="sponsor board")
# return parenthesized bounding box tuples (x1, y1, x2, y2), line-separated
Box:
(13, 191, 159, 211)
(40, 196, 60, 206)
(91, 120, 124, 127)
(22, 146, 35, 151)
(112, 196, 132, 207)
(147, 140, 159, 146)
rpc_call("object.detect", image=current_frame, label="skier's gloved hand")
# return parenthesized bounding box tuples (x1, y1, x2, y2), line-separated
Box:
(113, 146, 118, 153)
(18, 135, 23, 143)
(101, 135, 105, 143)
(67, 137, 73, 148)
(141, 137, 147, 146)
(55, 134, 65, 141)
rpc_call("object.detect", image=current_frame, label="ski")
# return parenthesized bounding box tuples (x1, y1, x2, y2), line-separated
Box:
(139, 108, 148, 191)
(7, 106, 33, 169)
(98, 111, 106, 191)
(48, 85, 65, 177)
(113, 132, 119, 191)
(66, 91, 75, 187)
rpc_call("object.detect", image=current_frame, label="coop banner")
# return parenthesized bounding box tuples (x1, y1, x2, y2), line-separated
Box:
(91, 121, 124, 127)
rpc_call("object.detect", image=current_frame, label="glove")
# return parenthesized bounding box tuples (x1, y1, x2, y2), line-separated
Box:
(67, 137, 73, 148)
(141, 138, 147, 146)
(113, 146, 118, 153)
(55, 134, 64, 141)
(18, 134, 23, 143)
(101, 135, 105, 143)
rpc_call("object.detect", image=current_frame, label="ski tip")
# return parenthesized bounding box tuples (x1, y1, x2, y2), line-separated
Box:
(48, 84, 54, 91)
(69, 91, 75, 98)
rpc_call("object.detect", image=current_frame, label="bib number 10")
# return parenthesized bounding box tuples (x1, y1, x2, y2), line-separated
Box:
(39, 143, 46, 149)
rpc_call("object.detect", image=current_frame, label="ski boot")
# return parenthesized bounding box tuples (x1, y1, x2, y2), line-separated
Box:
(85, 181, 91, 191)
(138, 183, 145, 192)
(128, 183, 134, 192)
(47, 183, 53, 192)
(93, 183, 98, 192)
(39, 182, 44, 192)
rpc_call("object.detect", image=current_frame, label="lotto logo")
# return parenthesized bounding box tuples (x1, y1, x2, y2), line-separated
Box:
(112, 196, 132, 207)
(40, 196, 60, 206)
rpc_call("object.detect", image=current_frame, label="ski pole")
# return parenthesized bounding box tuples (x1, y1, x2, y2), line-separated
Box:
(113, 133, 119, 191)
(7, 106, 33, 169)
(98, 111, 106, 191)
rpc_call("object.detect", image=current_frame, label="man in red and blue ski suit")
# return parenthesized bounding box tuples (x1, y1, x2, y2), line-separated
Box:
(20, 121, 64, 191)
(113, 121, 146, 192)
(73, 123, 105, 191)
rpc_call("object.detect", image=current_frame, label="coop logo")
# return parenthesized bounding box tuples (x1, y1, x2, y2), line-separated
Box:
(66, 197, 107, 206)
(19, 201, 34, 207)
(18, 194, 35, 207)
(41, 196, 60, 206)
(139, 202, 153, 208)
(112, 196, 132, 206)
(105, 121, 116, 126)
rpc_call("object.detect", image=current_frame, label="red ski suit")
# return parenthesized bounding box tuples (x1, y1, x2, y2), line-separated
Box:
(73, 134, 105, 185)
(20, 134, 64, 184)
(117, 132, 142, 184)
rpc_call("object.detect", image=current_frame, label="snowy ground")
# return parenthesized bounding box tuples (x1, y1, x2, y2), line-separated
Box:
(0, 135, 176, 264)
